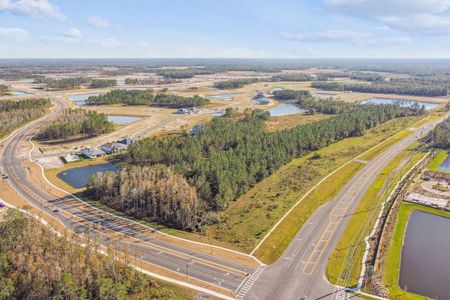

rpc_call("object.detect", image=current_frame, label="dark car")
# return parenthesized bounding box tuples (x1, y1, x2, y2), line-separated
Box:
(2, 174, 8, 180)
(0, 202, 5, 208)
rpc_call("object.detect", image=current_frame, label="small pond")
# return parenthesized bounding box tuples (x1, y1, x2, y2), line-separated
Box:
(208, 93, 235, 101)
(399, 210, 450, 299)
(267, 103, 305, 117)
(361, 98, 439, 110)
(313, 93, 336, 98)
(12, 91, 32, 96)
(211, 111, 226, 117)
(107, 115, 142, 125)
(57, 163, 118, 189)
(68, 93, 100, 106)
(438, 154, 450, 172)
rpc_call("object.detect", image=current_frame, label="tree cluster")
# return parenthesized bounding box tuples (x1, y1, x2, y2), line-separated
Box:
(311, 81, 448, 97)
(89, 79, 117, 88)
(0, 98, 51, 138)
(0, 209, 182, 300)
(0, 84, 10, 96)
(157, 69, 213, 79)
(270, 74, 313, 82)
(34, 76, 89, 90)
(213, 78, 259, 89)
(432, 116, 450, 148)
(86, 165, 198, 230)
(127, 105, 421, 212)
(124, 78, 180, 85)
(86, 89, 210, 108)
(37, 108, 113, 140)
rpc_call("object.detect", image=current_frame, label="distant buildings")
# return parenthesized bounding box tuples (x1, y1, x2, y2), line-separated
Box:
(175, 107, 199, 114)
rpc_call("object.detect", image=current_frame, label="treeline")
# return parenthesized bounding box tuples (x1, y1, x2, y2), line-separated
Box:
(127, 105, 421, 212)
(311, 81, 448, 97)
(271, 74, 313, 82)
(0, 209, 188, 300)
(272, 89, 355, 114)
(87, 89, 210, 108)
(87, 165, 198, 230)
(37, 108, 113, 140)
(125, 78, 180, 85)
(34, 76, 89, 90)
(432, 117, 450, 148)
(213, 78, 259, 89)
(157, 69, 214, 79)
(0, 84, 10, 96)
(90, 79, 117, 88)
(0, 98, 51, 138)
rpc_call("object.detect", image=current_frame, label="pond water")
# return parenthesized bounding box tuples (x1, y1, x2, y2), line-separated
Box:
(399, 210, 450, 299)
(267, 103, 305, 117)
(12, 91, 32, 96)
(361, 98, 439, 110)
(211, 111, 226, 117)
(107, 115, 142, 125)
(57, 163, 118, 189)
(208, 93, 235, 101)
(68, 93, 100, 106)
(438, 154, 450, 172)
(313, 93, 336, 98)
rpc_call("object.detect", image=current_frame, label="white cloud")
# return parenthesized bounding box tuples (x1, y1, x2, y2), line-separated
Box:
(0, 27, 28, 40)
(324, 0, 450, 32)
(63, 28, 82, 39)
(0, 0, 67, 21)
(96, 38, 121, 48)
(86, 16, 111, 29)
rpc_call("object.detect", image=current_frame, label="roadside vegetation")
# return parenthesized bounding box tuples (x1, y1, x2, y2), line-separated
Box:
(34, 76, 89, 90)
(0, 84, 11, 96)
(89, 79, 117, 88)
(0, 98, 51, 138)
(36, 108, 113, 140)
(213, 78, 259, 89)
(0, 209, 193, 300)
(427, 150, 449, 173)
(432, 115, 450, 148)
(86, 89, 210, 108)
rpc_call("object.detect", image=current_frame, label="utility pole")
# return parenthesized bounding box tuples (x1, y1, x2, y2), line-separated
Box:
(186, 263, 189, 278)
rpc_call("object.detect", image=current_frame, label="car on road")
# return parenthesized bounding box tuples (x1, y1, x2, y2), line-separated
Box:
(53, 208, 60, 213)
(0, 202, 5, 208)
(2, 174, 8, 180)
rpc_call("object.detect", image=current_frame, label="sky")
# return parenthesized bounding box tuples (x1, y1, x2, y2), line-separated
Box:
(1, 0, 450, 58)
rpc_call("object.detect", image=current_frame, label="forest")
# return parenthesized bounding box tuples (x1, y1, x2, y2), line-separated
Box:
(86, 89, 210, 108)
(125, 78, 180, 85)
(89, 79, 117, 88)
(0, 98, 51, 138)
(0, 209, 188, 300)
(0, 84, 10, 96)
(34, 76, 89, 90)
(124, 104, 422, 224)
(311, 81, 448, 97)
(37, 108, 113, 140)
(86, 165, 198, 230)
(156, 68, 214, 79)
(432, 116, 450, 148)
(213, 78, 259, 89)
(270, 74, 313, 82)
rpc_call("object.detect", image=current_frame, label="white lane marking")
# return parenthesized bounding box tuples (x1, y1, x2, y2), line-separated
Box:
(235, 266, 266, 300)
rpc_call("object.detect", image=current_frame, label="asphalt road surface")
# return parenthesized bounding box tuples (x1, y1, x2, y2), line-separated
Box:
(0, 97, 258, 295)
(240, 119, 443, 300)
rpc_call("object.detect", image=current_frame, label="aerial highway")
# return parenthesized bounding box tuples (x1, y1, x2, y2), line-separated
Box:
(0, 96, 261, 298)
(239, 119, 442, 300)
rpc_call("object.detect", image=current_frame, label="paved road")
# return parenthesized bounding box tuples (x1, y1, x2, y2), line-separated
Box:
(0, 96, 258, 295)
(241, 119, 442, 300)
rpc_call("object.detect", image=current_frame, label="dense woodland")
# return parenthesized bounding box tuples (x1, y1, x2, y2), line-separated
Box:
(34, 76, 89, 90)
(0, 209, 187, 300)
(0, 98, 51, 138)
(270, 74, 313, 82)
(124, 78, 180, 85)
(213, 78, 259, 89)
(87, 165, 198, 230)
(0, 84, 10, 96)
(89, 79, 117, 88)
(157, 69, 214, 79)
(122, 104, 422, 226)
(311, 81, 448, 97)
(37, 108, 113, 140)
(87, 89, 210, 108)
(433, 116, 450, 148)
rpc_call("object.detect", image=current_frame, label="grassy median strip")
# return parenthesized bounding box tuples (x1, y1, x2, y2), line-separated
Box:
(326, 142, 426, 287)
(383, 203, 450, 300)
(427, 149, 449, 173)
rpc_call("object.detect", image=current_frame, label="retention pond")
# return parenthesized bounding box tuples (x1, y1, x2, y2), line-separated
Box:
(57, 163, 118, 189)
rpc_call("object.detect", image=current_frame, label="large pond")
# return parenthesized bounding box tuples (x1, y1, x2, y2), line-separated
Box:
(107, 115, 142, 125)
(57, 163, 118, 189)
(267, 103, 305, 117)
(438, 154, 450, 172)
(399, 210, 450, 299)
(12, 91, 32, 96)
(208, 93, 235, 101)
(361, 98, 439, 110)
(68, 93, 100, 106)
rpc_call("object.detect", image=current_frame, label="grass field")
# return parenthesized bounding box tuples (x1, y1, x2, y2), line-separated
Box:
(382, 203, 450, 300)
(427, 149, 449, 173)
(326, 142, 427, 287)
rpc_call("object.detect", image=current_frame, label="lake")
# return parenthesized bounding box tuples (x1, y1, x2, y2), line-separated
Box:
(208, 93, 235, 101)
(68, 93, 100, 106)
(361, 98, 439, 110)
(438, 154, 450, 172)
(313, 93, 336, 98)
(57, 163, 118, 189)
(268, 103, 305, 117)
(399, 210, 450, 299)
(107, 115, 142, 124)
(12, 91, 32, 96)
